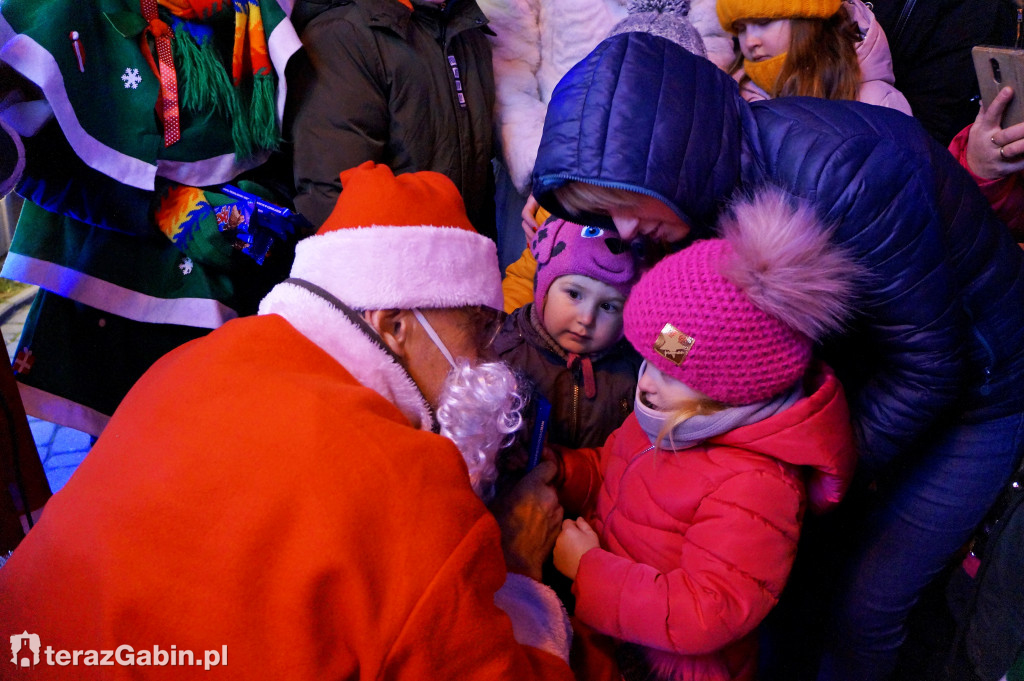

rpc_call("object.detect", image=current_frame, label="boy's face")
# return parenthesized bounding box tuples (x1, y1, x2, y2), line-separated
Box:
(607, 195, 691, 244)
(542, 275, 626, 355)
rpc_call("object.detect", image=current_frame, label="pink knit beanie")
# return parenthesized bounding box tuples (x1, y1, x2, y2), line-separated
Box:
(532, 219, 638, 313)
(623, 188, 859, 405)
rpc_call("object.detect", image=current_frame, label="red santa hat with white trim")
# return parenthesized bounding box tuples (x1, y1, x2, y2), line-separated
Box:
(289, 161, 503, 311)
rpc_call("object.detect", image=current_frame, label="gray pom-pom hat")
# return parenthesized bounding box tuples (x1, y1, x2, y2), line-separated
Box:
(609, 0, 708, 58)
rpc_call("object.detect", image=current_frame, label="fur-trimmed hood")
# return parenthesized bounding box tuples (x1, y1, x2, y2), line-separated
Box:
(258, 281, 434, 430)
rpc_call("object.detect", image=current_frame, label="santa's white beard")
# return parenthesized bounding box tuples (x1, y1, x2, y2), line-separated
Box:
(436, 359, 523, 502)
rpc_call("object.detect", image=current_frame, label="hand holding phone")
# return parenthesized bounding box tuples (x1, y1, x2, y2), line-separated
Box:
(965, 65, 1024, 180)
(974, 46, 1024, 129)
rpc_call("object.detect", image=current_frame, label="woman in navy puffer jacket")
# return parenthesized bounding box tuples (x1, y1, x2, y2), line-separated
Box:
(531, 32, 1024, 681)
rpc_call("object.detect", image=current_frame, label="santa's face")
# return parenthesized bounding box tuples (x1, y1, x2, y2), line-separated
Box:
(415, 307, 521, 501)
(406, 307, 502, 408)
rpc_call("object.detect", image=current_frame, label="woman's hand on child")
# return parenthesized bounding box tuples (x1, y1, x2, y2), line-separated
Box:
(967, 86, 1024, 180)
(553, 516, 600, 581)
(521, 194, 541, 244)
(490, 460, 564, 581)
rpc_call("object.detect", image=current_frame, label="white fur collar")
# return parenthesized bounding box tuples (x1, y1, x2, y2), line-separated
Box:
(258, 281, 434, 430)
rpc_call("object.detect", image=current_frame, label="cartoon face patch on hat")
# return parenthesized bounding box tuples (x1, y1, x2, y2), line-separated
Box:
(531, 219, 638, 314)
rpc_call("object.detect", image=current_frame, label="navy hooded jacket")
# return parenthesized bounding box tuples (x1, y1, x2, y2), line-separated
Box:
(532, 33, 1024, 473)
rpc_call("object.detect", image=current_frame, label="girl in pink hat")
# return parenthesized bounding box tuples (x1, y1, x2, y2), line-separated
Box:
(548, 189, 861, 681)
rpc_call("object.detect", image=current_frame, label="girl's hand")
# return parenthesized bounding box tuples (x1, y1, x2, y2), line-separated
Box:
(966, 86, 1024, 180)
(553, 517, 600, 581)
(521, 194, 541, 244)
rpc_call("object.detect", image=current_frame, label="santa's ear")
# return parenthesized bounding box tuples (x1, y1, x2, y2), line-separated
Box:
(362, 309, 415, 359)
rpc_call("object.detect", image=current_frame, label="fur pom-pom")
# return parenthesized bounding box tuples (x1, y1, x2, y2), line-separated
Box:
(627, 0, 691, 15)
(717, 187, 862, 341)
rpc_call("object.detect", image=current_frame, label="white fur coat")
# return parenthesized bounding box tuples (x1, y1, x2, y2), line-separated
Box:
(479, 0, 735, 193)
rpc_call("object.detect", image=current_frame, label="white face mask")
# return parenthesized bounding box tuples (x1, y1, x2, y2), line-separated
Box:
(413, 308, 458, 370)
(413, 309, 523, 501)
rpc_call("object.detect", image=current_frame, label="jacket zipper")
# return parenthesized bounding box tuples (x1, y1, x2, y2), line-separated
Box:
(438, 0, 467, 109)
(964, 305, 996, 396)
(571, 381, 580, 443)
(603, 444, 656, 521)
(447, 54, 467, 109)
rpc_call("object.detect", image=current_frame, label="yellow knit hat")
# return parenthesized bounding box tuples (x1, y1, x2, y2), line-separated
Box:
(717, 0, 841, 32)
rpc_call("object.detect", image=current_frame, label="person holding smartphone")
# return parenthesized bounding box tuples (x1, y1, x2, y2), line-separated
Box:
(950, 85, 1024, 239)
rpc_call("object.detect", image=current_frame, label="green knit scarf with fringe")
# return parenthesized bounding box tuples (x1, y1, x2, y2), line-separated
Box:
(169, 2, 278, 159)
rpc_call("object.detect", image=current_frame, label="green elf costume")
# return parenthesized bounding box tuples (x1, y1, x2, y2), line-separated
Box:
(0, 0, 304, 436)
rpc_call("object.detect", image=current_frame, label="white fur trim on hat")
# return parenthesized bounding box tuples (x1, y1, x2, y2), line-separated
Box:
(291, 225, 504, 311)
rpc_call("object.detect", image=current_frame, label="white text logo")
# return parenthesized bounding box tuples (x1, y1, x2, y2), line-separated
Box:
(7, 634, 227, 670)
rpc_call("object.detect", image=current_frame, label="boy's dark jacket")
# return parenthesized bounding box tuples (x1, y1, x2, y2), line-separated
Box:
(288, 0, 496, 237)
(532, 33, 1024, 474)
(495, 304, 641, 450)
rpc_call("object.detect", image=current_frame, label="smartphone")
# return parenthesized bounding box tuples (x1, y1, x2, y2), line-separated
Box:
(973, 45, 1024, 128)
(526, 395, 552, 472)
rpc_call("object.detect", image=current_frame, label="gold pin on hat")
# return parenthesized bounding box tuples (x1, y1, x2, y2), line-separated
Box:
(654, 323, 695, 365)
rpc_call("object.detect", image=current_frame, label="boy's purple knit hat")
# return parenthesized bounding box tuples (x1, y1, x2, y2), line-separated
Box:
(623, 189, 860, 405)
(531, 219, 638, 313)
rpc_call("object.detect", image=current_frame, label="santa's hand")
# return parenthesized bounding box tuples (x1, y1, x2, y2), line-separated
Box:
(491, 460, 563, 581)
(553, 517, 599, 581)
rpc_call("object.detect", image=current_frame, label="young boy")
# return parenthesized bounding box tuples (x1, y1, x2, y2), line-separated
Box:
(494, 219, 642, 457)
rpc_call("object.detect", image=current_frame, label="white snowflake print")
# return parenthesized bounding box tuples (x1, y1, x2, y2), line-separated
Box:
(178, 256, 194, 275)
(121, 67, 142, 90)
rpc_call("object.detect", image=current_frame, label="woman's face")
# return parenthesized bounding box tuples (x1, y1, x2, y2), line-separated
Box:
(607, 195, 691, 244)
(734, 18, 792, 62)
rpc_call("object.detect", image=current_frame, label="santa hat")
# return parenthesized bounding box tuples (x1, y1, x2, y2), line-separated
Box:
(623, 188, 860, 405)
(531, 219, 638, 314)
(289, 161, 503, 311)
